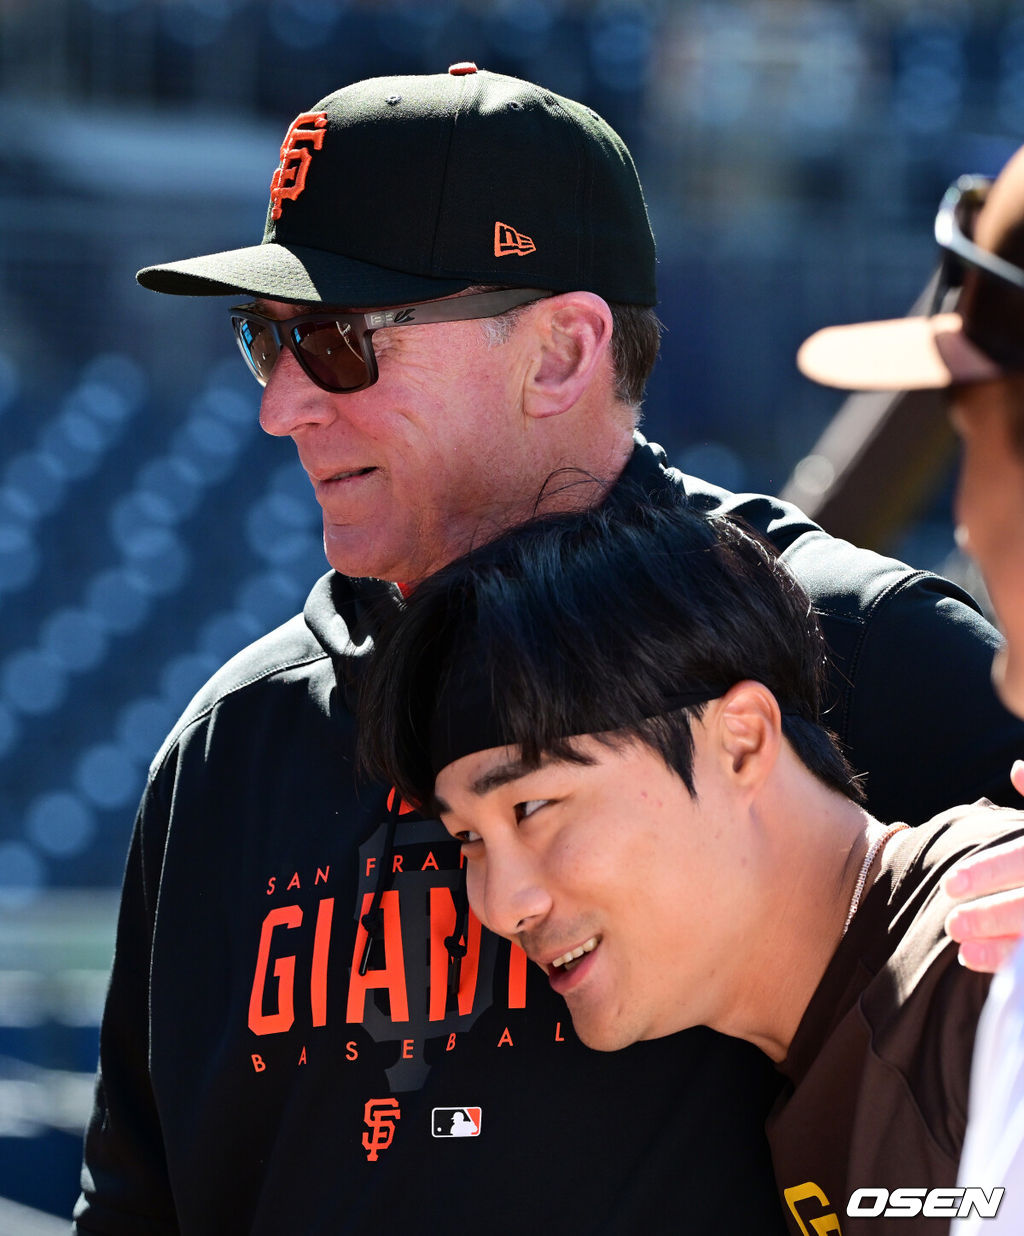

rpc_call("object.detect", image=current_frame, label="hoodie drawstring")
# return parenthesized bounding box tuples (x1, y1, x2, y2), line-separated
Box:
(360, 793, 469, 1013)
(444, 869, 470, 1004)
(359, 796, 401, 977)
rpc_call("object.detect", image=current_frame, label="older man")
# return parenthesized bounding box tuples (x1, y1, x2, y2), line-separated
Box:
(75, 66, 1024, 1234)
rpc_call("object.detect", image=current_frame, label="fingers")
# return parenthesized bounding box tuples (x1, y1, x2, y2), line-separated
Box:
(940, 761, 1024, 974)
(949, 933, 1020, 974)
(946, 887, 1024, 940)
(943, 837, 1024, 900)
(945, 887, 1024, 973)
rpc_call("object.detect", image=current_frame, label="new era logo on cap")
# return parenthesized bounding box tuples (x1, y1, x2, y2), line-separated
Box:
(494, 221, 536, 257)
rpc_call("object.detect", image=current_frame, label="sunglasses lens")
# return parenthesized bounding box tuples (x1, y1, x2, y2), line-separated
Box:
(291, 319, 370, 392)
(232, 315, 279, 386)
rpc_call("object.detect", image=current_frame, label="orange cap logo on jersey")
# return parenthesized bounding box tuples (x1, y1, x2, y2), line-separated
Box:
(269, 110, 328, 220)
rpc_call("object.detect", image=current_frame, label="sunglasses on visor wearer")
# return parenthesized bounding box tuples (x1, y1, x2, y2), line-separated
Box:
(230, 287, 552, 395)
(930, 175, 1024, 313)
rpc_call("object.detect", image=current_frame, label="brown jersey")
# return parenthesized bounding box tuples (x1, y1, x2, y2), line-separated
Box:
(768, 803, 1024, 1235)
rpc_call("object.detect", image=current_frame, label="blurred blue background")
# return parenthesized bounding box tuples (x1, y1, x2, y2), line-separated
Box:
(0, 0, 1021, 1224)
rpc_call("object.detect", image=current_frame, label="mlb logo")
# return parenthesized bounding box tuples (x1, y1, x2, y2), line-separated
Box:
(432, 1107, 482, 1138)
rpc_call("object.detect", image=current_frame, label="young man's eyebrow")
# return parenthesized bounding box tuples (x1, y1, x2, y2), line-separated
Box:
(470, 755, 555, 797)
(431, 755, 547, 816)
(432, 753, 565, 816)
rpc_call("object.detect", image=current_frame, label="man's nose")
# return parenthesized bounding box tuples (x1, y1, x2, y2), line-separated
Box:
(258, 348, 337, 437)
(475, 847, 553, 940)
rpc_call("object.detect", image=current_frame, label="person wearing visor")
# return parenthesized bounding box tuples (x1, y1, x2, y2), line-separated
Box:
(800, 143, 1024, 1235)
(75, 65, 1024, 1234)
(801, 149, 1024, 733)
(357, 490, 1024, 1235)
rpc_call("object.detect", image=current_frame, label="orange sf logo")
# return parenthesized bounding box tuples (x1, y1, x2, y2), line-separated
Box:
(269, 111, 328, 220)
(362, 1097, 401, 1162)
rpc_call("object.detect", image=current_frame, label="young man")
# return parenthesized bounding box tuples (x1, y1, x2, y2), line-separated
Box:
(358, 490, 1024, 1234)
(75, 66, 1024, 1233)
(799, 141, 1024, 1235)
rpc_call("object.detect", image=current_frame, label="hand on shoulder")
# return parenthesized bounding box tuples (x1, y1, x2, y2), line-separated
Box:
(944, 761, 1024, 972)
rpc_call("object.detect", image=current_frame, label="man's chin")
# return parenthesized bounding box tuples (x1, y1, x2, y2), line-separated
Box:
(571, 1013, 639, 1054)
(322, 527, 401, 583)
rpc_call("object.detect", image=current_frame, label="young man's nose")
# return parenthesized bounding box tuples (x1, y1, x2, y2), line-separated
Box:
(476, 848, 553, 940)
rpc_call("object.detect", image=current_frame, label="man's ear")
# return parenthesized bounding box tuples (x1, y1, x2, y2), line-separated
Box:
(712, 680, 783, 791)
(522, 292, 614, 420)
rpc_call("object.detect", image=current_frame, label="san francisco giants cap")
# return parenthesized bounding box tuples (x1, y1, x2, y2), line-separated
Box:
(798, 144, 1024, 391)
(137, 63, 657, 308)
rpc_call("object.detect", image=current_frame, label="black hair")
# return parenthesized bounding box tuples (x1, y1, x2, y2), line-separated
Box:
(358, 486, 862, 810)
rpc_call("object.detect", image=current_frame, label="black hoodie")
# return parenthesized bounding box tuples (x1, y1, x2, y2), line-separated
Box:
(74, 437, 1024, 1235)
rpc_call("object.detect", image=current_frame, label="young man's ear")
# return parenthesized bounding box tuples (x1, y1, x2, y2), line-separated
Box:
(713, 680, 783, 790)
(523, 292, 614, 420)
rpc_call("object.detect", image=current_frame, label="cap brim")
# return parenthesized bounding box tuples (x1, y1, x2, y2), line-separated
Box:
(136, 241, 474, 306)
(797, 312, 1004, 391)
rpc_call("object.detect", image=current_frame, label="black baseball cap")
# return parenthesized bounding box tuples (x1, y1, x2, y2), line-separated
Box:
(798, 145, 1024, 391)
(137, 63, 657, 309)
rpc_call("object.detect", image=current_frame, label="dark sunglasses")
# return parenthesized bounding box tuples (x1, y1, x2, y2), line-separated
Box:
(931, 175, 1024, 312)
(230, 287, 552, 394)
